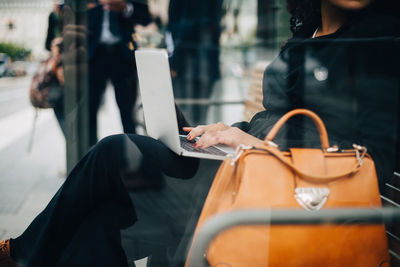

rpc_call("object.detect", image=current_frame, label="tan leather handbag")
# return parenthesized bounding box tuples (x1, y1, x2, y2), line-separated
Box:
(186, 109, 390, 267)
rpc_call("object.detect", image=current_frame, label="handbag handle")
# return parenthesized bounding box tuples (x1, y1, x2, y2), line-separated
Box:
(259, 145, 362, 183)
(265, 109, 330, 150)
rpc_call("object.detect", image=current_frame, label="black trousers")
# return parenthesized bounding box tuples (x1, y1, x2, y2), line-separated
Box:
(89, 43, 138, 146)
(11, 134, 202, 267)
(53, 102, 65, 137)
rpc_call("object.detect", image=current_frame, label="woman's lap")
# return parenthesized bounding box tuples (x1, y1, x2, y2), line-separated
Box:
(124, 134, 200, 179)
(96, 133, 199, 179)
(12, 133, 200, 266)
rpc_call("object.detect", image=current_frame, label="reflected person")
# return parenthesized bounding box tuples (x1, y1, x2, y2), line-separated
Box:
(88, 0, 151, 145)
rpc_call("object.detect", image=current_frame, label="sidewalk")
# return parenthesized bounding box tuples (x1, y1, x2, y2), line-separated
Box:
(0, 106, 65, 239)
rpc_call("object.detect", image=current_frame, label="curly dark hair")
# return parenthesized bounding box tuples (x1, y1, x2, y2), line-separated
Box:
(286, 0, 320, 34)
(286, 0, 400, 34)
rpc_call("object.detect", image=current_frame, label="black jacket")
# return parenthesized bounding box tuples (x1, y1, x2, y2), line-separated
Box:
(233, 10, 400, 185)
(87, 0, 151, 59)
(45, 11, 62, 51)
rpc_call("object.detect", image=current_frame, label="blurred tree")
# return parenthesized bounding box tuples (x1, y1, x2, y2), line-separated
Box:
(0, 42, 31, 60)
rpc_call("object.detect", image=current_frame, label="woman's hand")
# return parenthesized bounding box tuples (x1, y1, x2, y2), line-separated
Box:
(183, 122, 230, 140)
(183, 123, 264, 149)
(99, 0, 127, 12)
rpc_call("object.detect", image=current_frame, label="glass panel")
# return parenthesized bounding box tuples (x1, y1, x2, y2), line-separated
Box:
(1, 1, 399, 266)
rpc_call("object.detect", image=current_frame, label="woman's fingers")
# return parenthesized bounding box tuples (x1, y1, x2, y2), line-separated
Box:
(195, 129, 233, 149)
(195, 131, 220, 149)
(184, 125, 207, 140)
(182, 127, 193, 132)
(183, 122, 229, 140)
(195, 127, 264, 149)
(182, 127, 195, 140)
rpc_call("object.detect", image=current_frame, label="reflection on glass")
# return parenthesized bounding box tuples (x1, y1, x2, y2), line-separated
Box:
(0, 1, 399, 267)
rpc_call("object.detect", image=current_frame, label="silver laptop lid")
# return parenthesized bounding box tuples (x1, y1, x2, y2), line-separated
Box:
(135, 49, 182, 155)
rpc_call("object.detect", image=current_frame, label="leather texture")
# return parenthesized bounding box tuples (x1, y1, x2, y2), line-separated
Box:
(186, 109, 390, 267)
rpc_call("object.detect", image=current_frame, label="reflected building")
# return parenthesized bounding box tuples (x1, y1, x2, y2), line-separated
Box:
(0, 0, 53, 59)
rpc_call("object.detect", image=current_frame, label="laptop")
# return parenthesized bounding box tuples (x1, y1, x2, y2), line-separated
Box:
(135, 49, 235, 160)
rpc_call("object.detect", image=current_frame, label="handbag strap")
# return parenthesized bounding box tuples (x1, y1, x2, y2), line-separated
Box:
(257, 145, 362, 183)
(265, 109, 330, 150)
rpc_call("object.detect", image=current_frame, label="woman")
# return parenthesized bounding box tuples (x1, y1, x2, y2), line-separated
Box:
(50, 37, 65, 135)
(1, 0, 399, 266)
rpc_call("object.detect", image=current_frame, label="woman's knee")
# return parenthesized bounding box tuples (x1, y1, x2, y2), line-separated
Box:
(94, 134, 199, 179)
(94, 134, 143, 172)
(94, 134, 128, 157)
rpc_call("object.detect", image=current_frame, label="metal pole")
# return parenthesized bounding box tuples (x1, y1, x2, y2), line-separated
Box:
(63, 0, 90, 174)
(188, 208, 400, 267)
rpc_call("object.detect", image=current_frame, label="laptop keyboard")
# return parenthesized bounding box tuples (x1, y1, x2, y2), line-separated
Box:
(179, 136, 227, 156)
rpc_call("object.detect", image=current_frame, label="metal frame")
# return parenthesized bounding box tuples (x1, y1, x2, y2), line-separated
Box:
(188, 208, 400, 267)
(175, 98, 245, 106)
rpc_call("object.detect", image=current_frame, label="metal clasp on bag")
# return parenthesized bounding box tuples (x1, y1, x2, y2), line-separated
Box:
(325, 145, 339, 152)
(227, 144, 253, 166)
(295, 187, 330, 211)
(353, 144, 367, 166)
(266, 140, 279, 148)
